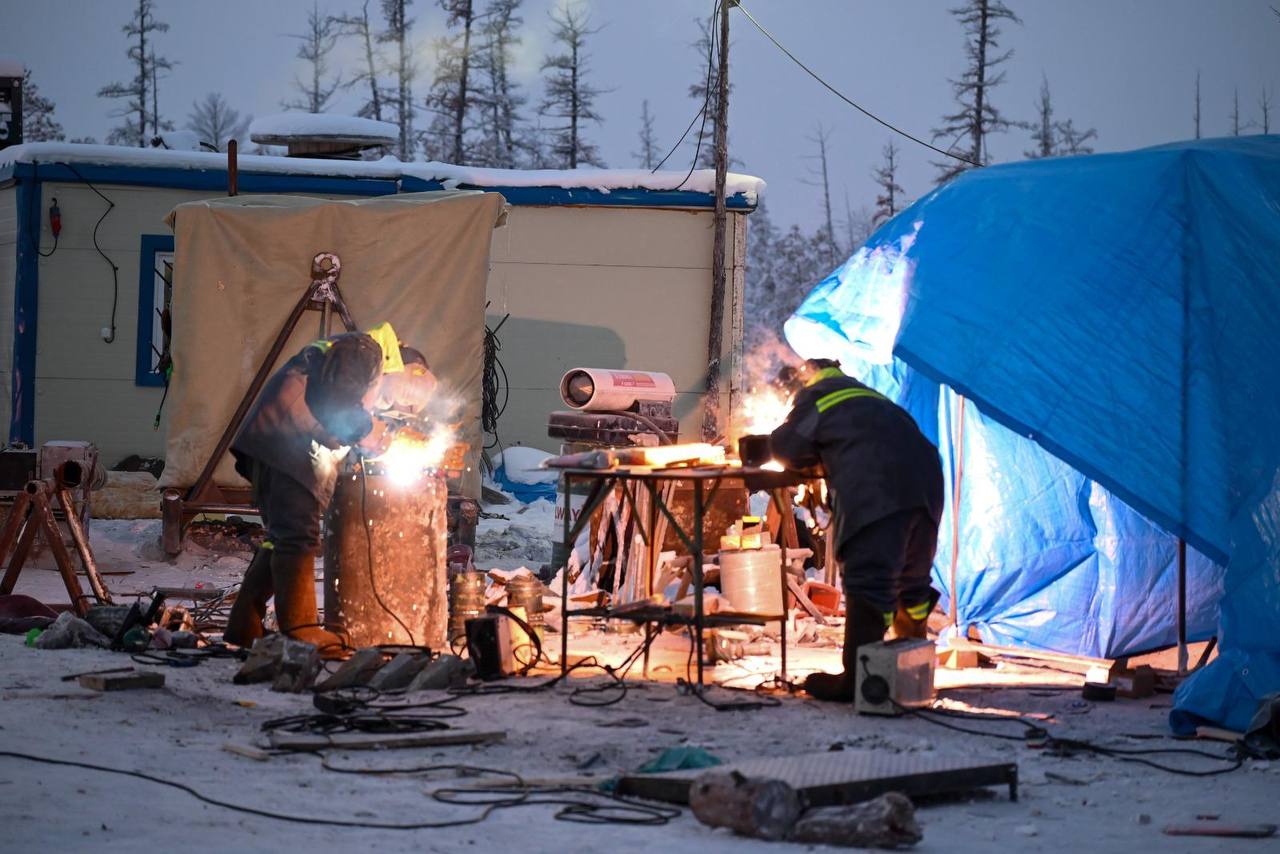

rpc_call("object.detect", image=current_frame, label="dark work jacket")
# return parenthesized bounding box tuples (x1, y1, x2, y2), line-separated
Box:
(231, 336, 379, 501)
(770, 374, 944, 555)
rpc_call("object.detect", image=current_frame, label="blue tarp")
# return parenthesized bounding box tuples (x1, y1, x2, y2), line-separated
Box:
(784, 137, 1280, 732)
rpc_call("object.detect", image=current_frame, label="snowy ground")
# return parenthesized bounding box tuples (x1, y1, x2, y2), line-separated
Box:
(1, 518, 1276, 852)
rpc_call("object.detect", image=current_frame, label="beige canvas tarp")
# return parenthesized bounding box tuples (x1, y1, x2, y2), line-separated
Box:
(159, 191, 507, 498)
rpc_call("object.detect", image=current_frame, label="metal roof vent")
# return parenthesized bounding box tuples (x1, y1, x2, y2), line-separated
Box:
(248, 113, 399, 160)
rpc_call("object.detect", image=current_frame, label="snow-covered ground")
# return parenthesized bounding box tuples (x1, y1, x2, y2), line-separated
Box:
(1, 517, 1276, 852)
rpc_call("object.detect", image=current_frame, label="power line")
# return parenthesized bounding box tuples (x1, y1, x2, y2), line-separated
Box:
(733, 1, 982, 168)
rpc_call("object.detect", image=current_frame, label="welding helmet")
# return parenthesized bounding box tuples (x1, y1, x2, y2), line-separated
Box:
(377, 345, 438, 415)
(306, 333, 383, 443)
(364, 321, 405, 375)
(775, 358, 842, 395)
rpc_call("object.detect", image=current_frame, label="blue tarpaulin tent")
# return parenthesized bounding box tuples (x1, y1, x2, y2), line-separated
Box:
(783, 136, 1280, 733)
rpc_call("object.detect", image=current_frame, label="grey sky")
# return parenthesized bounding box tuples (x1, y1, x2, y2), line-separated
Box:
(2, 0, 1277, 233)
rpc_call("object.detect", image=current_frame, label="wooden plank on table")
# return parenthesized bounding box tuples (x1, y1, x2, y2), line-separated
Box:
(79, 670, 166, 691)
(267, 729, 507, 752)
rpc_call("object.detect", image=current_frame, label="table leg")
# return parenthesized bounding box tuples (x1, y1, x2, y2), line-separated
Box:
(694, 479, 705, 688)
(561, 473, 571, 677)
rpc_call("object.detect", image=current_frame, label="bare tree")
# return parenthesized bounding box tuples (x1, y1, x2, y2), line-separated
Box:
(633, 99, 659, 169)
(1232, 87, 1242, 136)
(1194, 70, 1202, 139)
(1054, 118, 1096, 155)
(98, 0, 174, 146)
(1025, 74, 1055, 158)
(21, 70, 65, 142)
(931, 0, 1022, 184)
(1261, 87, 1273, 135)
(186, 92, 250, 152)
(334, 1, 387, 121)
(284, 3, 342, 113)
(473, 0, 525, 168)
(379, 0, 417, 159)
(872, 141, 905, 225)
(687, 12, 729, 170)
(425, 0, 485, 163)
(540, 4, 605, 168)
(802, 124, 837, 267)
(1023, 75, 1096, 157)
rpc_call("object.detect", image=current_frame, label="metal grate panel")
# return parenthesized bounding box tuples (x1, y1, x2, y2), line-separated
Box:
(616, 749, 1017, 806)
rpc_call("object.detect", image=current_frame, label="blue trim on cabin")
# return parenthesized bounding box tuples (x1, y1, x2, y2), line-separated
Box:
(397, 174, 755, 209)
(136, 234, 174, 389)
(6, 161, 758, 210)
(7, 161, 401, 197)
(11, 177, 39, 445)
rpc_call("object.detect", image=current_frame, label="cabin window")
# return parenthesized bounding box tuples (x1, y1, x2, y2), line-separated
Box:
(135, 234, 174, 387)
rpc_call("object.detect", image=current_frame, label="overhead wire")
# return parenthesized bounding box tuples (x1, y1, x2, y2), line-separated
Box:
(732, 1, 982, 168)
(652, 0, 720, 186)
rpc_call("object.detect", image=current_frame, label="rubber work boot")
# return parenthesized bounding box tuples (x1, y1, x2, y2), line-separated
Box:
(803, 595, 890, 702)
(892, 587, 942, 640)
(271, 552, 347, 659)
(223, 546, 274, 648)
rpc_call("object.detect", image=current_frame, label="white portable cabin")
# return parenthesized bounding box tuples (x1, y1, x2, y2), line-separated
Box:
(0, 143, 762, 470)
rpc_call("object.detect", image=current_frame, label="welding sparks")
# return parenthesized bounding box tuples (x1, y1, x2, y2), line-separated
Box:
(373, 427, 457, 486)
(734, 385, 794, 442)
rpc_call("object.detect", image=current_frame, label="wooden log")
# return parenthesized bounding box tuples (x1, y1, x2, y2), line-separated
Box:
(688, 771, 804, 842)
(788, 792, 924, 848)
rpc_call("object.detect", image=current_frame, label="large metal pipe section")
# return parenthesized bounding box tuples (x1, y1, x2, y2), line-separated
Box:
(323, 465, 448, 648)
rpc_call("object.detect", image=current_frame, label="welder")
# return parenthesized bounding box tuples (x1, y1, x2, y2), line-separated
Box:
(223, 322, 437, 655)
(770, 358, 944, 701)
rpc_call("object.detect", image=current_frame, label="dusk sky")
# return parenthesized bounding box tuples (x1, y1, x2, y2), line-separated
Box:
(3, 0, 1277, 232)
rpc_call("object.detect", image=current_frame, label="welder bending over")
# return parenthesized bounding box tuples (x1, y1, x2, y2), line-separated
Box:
(223, 322, 437, 655)
(770, 359, 944, 702)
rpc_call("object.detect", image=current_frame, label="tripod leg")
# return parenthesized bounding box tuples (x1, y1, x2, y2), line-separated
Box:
(56, 487, 111, 604)
(31, 489, 90, 616)
(0, 491, 32, 594)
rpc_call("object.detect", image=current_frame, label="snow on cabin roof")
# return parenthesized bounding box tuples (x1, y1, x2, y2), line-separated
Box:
(0, 58, 24, 78)
(0, 141, 766, 202)
(249, 113, 399, 145)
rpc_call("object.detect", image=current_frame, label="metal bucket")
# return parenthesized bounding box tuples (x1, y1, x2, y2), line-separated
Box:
(506, 574, 545, 635)
(449, 570, 488, 646)
(323, 468, 448, 648)
(718, 545, 784, 617)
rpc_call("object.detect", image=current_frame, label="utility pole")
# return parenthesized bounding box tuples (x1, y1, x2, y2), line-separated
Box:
(703, 0, 731, 440)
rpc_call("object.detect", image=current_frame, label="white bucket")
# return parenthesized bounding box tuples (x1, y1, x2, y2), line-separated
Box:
(719, 545, 784, 617)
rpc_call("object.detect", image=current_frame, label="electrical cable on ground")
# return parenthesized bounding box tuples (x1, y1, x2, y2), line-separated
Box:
(732, 1, 982, 168)
(58, 162, 122, 342)
(0, 753, 679, 830)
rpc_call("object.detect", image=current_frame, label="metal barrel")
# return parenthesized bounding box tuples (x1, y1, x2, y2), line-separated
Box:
(506, 575, 545, 633)
(449, 570, 488, 645)
(323, 470, 449, 648)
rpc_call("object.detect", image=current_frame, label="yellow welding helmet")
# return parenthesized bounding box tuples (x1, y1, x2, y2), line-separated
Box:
(365, 321, 405, 374)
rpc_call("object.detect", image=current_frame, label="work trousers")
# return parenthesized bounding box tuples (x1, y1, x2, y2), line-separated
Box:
(838, 508, 939, 614)
(248, 459, 323, 556)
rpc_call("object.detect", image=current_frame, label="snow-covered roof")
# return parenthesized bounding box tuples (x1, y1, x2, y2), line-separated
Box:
(0, 59, 24, 78)
(0, 142, 766, 202)
(249, 113, 399, 145)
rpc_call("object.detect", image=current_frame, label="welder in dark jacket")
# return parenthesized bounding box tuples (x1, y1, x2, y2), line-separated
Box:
(770, 359, 945, 701)
(223, 322, 434, 655)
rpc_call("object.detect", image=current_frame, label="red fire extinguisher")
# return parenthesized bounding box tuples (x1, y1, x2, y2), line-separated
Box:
(48, 197, 61, 238)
